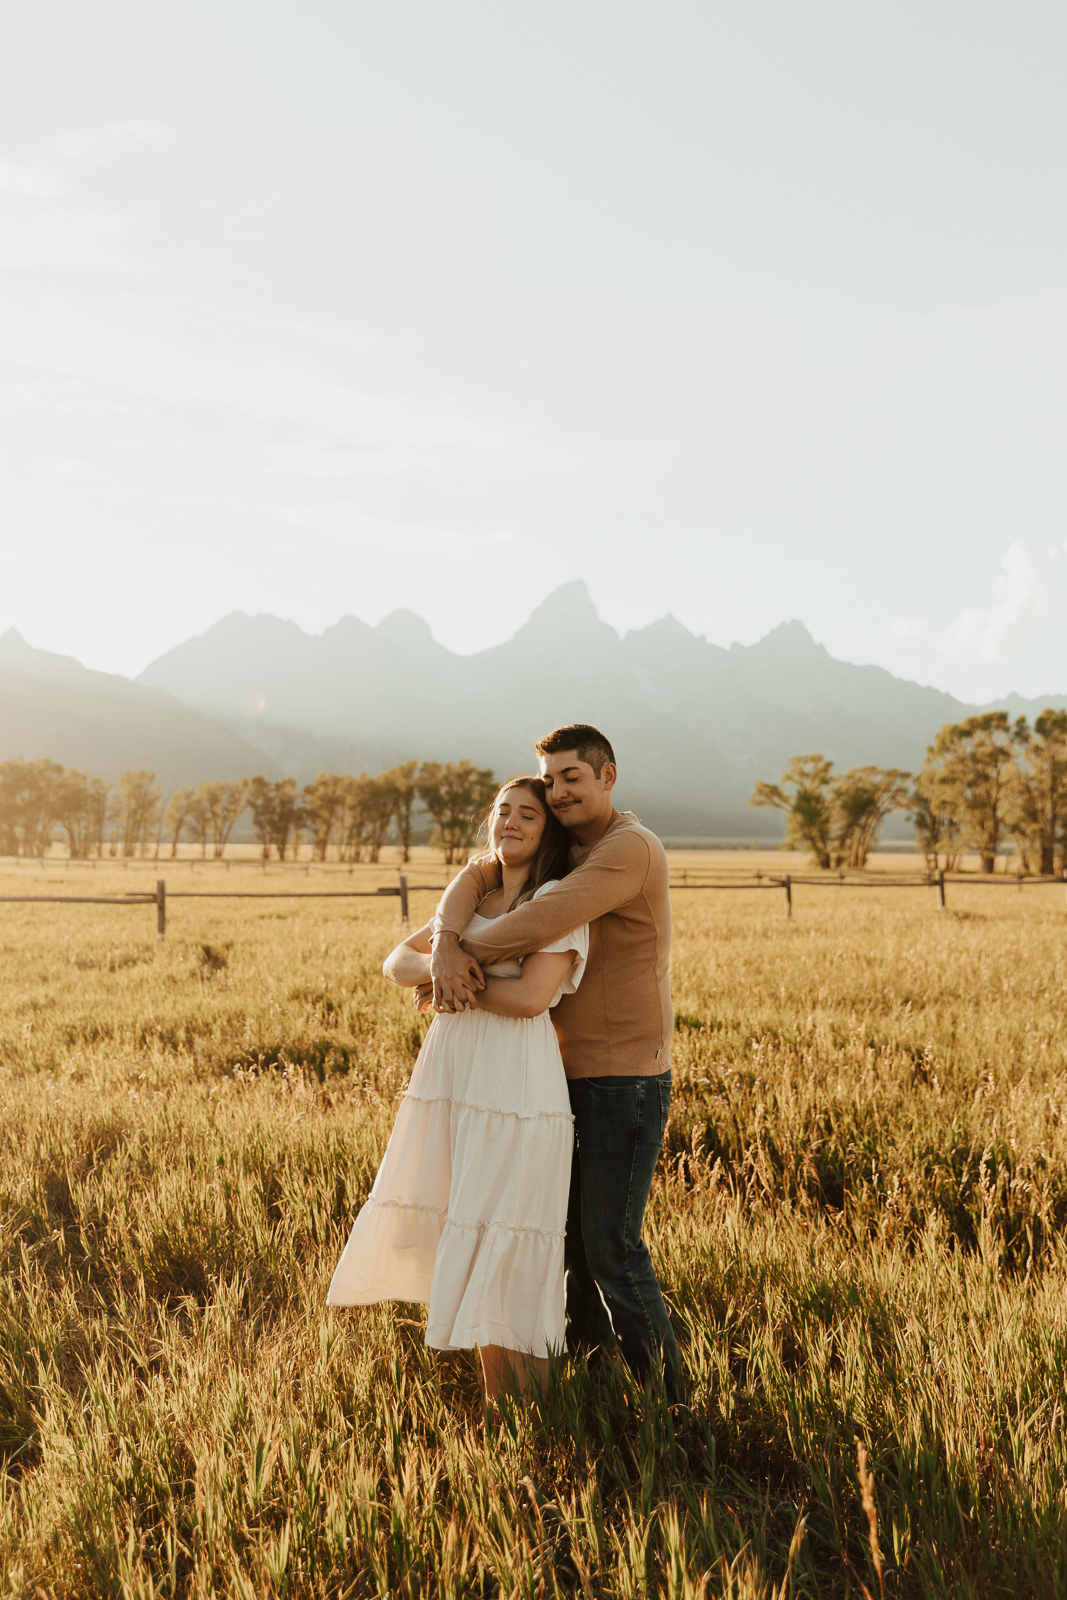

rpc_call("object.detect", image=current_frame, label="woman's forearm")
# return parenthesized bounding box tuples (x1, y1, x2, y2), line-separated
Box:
(474, 975, 542, 1018)
(383, 948, 432, 987)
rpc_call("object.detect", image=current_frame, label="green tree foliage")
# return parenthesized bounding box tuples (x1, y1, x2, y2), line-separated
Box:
(919, 713, 1027, 874)
(1008, 709, 1067, 875)
(0, 754, 509, 865)
(908, 777, 962, 873)
(417, 760, 497, 865)
(833, 765, 913, 870)
(751, 755, 836, 868)
(751, 755, 911, 869)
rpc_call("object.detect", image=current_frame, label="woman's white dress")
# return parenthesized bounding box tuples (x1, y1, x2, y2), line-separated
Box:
(327, 884, 588, 1358)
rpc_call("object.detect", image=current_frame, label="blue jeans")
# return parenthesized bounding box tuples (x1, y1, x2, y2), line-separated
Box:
(565, 1069, 683, 1404)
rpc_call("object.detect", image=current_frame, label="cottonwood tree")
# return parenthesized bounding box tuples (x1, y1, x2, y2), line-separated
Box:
(248, 777, 301, 860)
(364, 774, 398, 863)
(751, 755, 836, 867)
(920, 713, 1027, 873)
(0, 758, 64, 858)
(184, 791, 211, 858)
(194, 778, 249, 858)
(164, 787, 196, 857)
(751, 755, 911, 869)
(834, 766, 913, 869)
(417, 760, 497, 864)
(381, 760, 420, 863)
(337, 775, 377, 862)
(303, 773, 346, 860)
(113, 770, 162, 858)
(908, 778, 962, 873)
(1009, 709, 1067, 875)
(55, 770, 111, 860)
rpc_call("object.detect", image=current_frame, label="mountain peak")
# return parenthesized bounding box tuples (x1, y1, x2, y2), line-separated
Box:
(511, 582, 620, 650)
(0, 626, 30, 657)
(0, 628, 88, 681)
(376, 609, 437, 651)
(530, 580, 597, 619)
(741, 620, 827, 658)
(626, 614, 698, 643)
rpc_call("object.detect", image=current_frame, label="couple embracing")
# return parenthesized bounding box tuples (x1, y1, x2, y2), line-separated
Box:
(328, 723, 683, 1411)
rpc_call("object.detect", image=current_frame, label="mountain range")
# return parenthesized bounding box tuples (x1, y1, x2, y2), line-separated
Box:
(2, 583, 1064, 838)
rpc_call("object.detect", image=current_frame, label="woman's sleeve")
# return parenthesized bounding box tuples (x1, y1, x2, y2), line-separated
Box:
(530, 883, 589, 993)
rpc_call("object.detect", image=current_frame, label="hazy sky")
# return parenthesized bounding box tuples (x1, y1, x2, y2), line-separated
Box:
(2, 4, 1066, 701)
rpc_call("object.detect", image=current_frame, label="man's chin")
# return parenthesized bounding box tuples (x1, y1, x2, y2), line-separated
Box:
(553, 808, 584, 831)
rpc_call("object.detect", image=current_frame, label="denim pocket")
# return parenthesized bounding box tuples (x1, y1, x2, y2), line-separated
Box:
(581, 1074, 642, 1093)
(657, 1077, 671, 1142)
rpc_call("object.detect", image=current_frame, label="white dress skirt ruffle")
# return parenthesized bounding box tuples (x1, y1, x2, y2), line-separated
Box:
(327, 890, 588, 1358)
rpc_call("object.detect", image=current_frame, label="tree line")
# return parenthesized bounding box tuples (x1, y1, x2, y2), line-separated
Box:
(752, 709, 1067, 873)
(0, 758, 498, 864)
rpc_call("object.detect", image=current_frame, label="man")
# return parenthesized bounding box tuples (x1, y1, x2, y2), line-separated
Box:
(428, 723, 683, 1403)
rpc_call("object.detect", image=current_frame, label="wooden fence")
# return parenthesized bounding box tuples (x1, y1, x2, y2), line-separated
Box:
(667, 867, 1067, 919)
(2, 867, 1066, 937)
(0, 875, 443, 939)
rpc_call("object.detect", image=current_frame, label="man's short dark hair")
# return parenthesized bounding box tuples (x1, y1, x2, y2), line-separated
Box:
(534, 723, 616, 777)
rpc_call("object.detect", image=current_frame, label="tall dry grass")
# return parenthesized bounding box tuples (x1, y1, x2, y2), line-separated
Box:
(1, 861, 1066, 1596)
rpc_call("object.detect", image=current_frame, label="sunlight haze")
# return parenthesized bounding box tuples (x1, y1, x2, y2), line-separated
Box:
(2, 4, 1066, 701)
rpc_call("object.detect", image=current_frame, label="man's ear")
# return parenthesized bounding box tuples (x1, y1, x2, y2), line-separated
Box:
(601, 762, 617, 793)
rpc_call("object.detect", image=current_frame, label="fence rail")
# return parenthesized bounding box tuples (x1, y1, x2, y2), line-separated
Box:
(668, 868, 1067, 918)
(2, 868, 1066, 935)
(0, 876, 449, 938)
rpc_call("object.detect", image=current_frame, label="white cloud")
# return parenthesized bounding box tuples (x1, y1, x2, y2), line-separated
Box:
(0, 160, 61, 199)
(37, 454, 106, 483)
(0, 207, 136, 273)
(0, 121, 178, 280)
(917, 292, 1067, 388)
(277, 503, 516, 558)
(937, 540, 1061, 661)
(45, 120, 179, 175)
(266, 439, 429, 478)
(0, 291, 549, 476)
(890, 616, 929, 640)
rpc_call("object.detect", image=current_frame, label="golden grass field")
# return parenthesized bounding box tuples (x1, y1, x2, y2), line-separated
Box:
(2, 849, 1066, 1598)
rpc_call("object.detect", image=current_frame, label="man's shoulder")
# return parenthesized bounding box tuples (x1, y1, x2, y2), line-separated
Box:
(585, 812, 665, 868)
(614, 812, 667, 859)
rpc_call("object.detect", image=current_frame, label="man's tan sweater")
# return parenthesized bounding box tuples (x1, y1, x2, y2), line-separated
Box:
(434, 809, 673, 1079)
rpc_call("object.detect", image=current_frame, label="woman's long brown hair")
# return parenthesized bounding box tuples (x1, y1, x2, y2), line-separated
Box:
(476, 776, 571, 908)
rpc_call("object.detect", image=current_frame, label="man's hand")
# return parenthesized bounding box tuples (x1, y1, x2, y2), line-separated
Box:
(430, 930, 485, 1013)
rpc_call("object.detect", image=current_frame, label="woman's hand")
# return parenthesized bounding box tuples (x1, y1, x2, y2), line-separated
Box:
(430, 932, 485, 1012)
(414, 980, 475, 1014)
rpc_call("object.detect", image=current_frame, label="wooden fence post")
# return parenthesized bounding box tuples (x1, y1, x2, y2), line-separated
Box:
(937, 868, 946, 910)
(784, 874, 792, 920)
(399, 874, 410, 928)
(156, 879, 166, 940)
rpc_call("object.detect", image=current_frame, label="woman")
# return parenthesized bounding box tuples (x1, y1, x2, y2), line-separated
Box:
(327, 776, 588, 1403)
